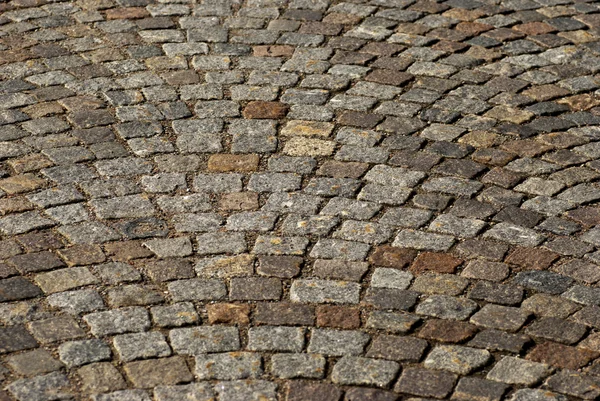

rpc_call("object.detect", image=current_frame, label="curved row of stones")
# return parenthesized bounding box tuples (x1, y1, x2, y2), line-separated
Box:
(2, 0, 600, 400)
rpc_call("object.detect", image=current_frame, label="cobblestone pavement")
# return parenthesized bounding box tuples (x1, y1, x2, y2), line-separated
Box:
(4, 0, 600, 400)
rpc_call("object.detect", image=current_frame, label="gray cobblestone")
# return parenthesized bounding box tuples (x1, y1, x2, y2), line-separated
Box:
(3, 1, 600, 397)
(248, 326, 305, 352)
(291, 279, 361, 304)
(169, 326, 240, 355)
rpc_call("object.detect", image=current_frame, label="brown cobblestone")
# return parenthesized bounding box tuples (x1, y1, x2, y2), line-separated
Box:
(526, 342, 599, 370)
(418, 319, 479, 343)
(58, 245, 105, 266)
(505, 247, 559, 270)
(2, 0, 600, 397)
(208, 154, 260, 172)
(316, 305, 361, 329)
(370, 246, 417, 269)
(207, 303, 251, 325)
(219, 192, 259, 211)
(410, 252, 463, 275)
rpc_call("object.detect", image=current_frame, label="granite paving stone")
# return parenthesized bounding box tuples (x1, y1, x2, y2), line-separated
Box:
(2, 1, 600, 399)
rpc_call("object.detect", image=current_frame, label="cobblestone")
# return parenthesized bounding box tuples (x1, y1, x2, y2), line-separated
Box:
(1, 1, 599, 399)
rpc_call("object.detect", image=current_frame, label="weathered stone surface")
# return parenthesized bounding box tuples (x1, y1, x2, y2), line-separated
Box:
(124, 356, 193, 388)
(3, 3, 600, 398)
(486, 356, 553, 386)
(332, 356, 400, 388)
(395, 367, 457, 398)
(424, 345, 491, 374)
(169, 326, 240, 354)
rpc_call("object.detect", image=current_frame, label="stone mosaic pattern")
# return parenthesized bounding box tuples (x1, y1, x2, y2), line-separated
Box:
(2, 0, 600, 399)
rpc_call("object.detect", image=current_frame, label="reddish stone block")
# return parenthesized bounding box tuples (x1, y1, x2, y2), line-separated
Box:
(418, 319, 479, 343)
(317, 305, 361, 329)
(527, 342, 599, 370)
(242, 101, 288, 119)
(410, 252, 463, 275)
(206, 303, 251, 325)
(208, 154, 260, 172)
(370, 246, 417, 269)
(505, 247, 559, 270)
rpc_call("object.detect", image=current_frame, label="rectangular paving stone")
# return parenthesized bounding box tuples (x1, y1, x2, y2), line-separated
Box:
(310, 238, 371, 261)
(393, 229, 456, 251)
(307, 329, 370, 356)
(154, 384, 214, 401)
(124, 356, 192, 389)
(28, 316, 86, 344)
(428, 214, 487, 238)
(58, 339, 112, 368)
(422, 177, 483, 196)
(332, 356, 399, 388)
(253, 235, 309, 255)
(320, 197, 380, 220)
(248, 326, 305, 352)
(366, 311, 421, 334)
(366, 334, 427, 362)
(7, 372, 72, 401)
(452, 377, 509, 401)
(470, 304, 531, 332)
(84, 307, 151, 337)
(35, 267, 99, 294)
(230, 277, 282, 301)
(313, 259, 368, 282)
(262, 192, 322, 214)
(364, 164, 426, 188)
(305, 177, 362, 197)
(113, 332, 171, 362)
(483, 222, 546, 246)
(151, 302, 200, 328)
(271, 353, 325, 379)
(290, 279, 361, 304)
(195, 352, 262, 380)
(254, 303, 315, 326)
(168, 279, 227, 302)
(486, 356, 553, 386)
(8, 250, 65, 273)
(286, 381, 342, 401)
(169, 326, 240, 354)
(214, 380, 277, 401)
(281, 214, 339, 236)
(0, 325, 38, 354)
(0, 211, 54, 235)
(0, 277, 42, 302)
(334, 221, 393, 244)
(416, 295, 479, 320)
(363, 287, 419, 311)
(395, 367, 458, 398)
(424, 345, 491, 375)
